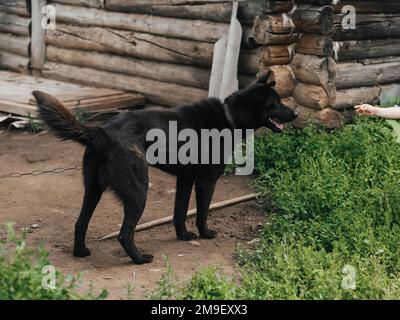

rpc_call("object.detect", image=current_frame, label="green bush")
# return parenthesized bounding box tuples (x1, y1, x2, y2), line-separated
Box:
(153, 117, 400, 299)
(0, 224, 107, 300)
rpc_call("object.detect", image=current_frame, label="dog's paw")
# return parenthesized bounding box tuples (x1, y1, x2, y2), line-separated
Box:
(200, 229, 217, 239)
(134, 254, 154, 265)
(73, 247, 91, 257)
(177, 231, 197, 241)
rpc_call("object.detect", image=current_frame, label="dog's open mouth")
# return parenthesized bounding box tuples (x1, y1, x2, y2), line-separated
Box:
(268, 118, 284, 132)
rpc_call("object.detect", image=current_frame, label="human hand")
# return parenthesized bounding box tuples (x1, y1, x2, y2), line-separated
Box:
(354, 104, 378, 116)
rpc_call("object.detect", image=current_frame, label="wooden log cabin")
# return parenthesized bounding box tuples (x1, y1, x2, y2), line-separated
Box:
(0, 0, 398, 128)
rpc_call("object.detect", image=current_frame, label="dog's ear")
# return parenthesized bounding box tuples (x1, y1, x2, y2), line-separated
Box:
(256, 71, 272, 84)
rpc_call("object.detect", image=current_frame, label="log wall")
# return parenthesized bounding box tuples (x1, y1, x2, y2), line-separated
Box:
(0, 0, 398, 128)
(291, 0, 400, 128)
(0, 0, 30, 72)
(42, 0, 284, 107)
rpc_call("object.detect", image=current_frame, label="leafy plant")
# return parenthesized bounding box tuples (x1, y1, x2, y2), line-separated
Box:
(153, 117, 400, 300)
(74, 101, 90, 125)
(0, 224, 107, 300)
(147, 256, 179, 300)
(26, 113, 42, 133)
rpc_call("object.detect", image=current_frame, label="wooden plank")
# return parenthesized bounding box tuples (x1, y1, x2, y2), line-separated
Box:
(0, 71, 145, 117)
(29, 93, 139, 106)
(31, 0, 47, 74)
(0, 72, 122, 104)
(0, 100, 38, 117)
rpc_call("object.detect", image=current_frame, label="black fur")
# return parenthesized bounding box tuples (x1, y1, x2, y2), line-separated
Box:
(32, 74, 298, 265)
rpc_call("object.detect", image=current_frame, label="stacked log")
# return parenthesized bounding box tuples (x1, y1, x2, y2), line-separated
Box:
(290, 0, 400, 128)
(0, 0, 30, 72)
(291, 2, 342, 128)
(244, 0, 296, 99)
(44, 1, 271, 107)
(332, 1, 400, 111)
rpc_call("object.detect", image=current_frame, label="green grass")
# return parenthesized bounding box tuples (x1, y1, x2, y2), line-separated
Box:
(73, 101, 90, 125)
(152, 116, 400, 300)
(26, 113, 43, 133)
(0, 224, 107, 300)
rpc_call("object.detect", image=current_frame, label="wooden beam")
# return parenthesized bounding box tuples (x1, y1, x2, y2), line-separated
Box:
(42, 62, 208, 107)
(51, 3, 229, 42)
(46, 23, 258, 73)
(106, 0, 233, 23)
(0, 51, 29, 72)
(31, 0, 47, 75)
(333, 39, 400, 61)
(333, 13, 400, 41)
(46, 46, 211, 89)
(335, 58, 400, 89)
(52, 0, 105, 8)
(0, 33, 30, 57)
(334, 1, 400, 14)
(105, 1, 294, 24)
(334, 86, 381, 110)
(0, 12, 30, 36)
(0, 0, 30, 16)
(46, 23, 215, 67)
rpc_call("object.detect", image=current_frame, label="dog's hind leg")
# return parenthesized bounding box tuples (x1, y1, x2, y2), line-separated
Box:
(74, 150, 105, 257)
(174, 176, 196, 241)
(195, 178, 218, 239)
(110, 155, 152, 264)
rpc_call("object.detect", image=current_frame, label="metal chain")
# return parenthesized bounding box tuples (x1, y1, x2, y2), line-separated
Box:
(0, 164, 82, 180)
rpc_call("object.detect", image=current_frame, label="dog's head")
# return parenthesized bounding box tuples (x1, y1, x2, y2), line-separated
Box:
(225, 71, 298, 132)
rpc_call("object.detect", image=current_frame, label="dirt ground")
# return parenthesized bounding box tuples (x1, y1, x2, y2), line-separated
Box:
(0, 130, 265, 299)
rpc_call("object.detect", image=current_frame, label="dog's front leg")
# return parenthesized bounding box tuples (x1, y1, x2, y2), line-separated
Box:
(195, 179, 218, 239)
(173, 176, 196, 240)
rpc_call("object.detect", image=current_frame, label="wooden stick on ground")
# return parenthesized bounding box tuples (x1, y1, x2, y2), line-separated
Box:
(96, 193, 259, 241)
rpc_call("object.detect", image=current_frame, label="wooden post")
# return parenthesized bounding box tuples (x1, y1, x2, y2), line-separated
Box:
(30, 0, 47, 76)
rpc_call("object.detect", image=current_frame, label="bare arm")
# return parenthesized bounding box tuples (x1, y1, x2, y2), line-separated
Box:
(355, 104, 400, 120)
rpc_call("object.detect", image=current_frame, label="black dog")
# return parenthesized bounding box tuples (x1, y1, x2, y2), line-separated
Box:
(32, 72, 298, 264)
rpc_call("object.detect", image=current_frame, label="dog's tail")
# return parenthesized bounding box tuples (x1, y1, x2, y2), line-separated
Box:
(32, 91, 110, 151)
